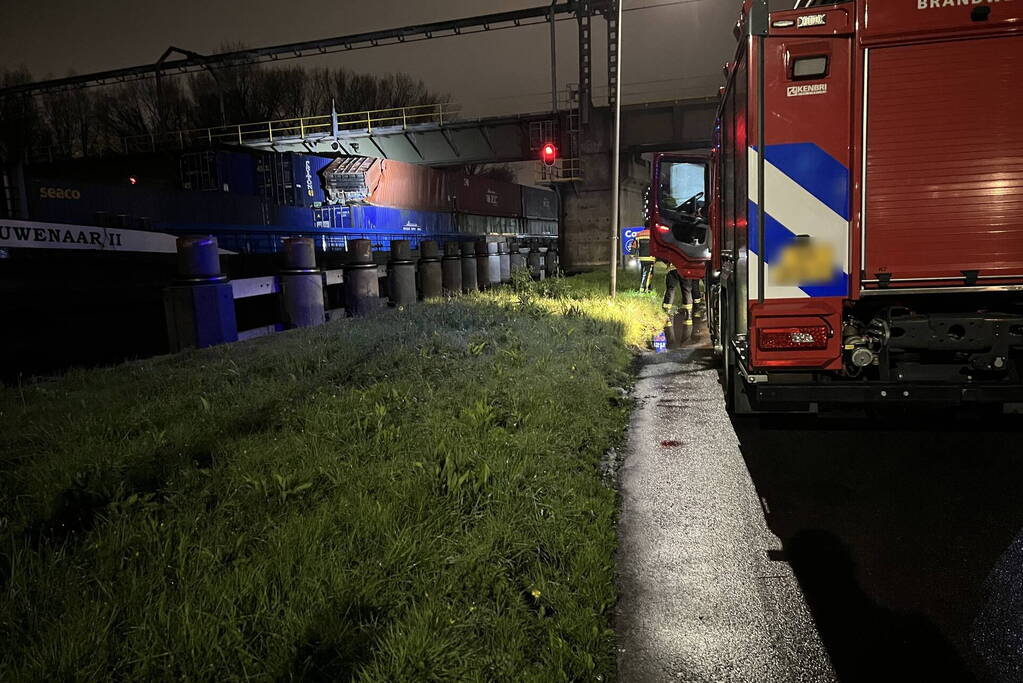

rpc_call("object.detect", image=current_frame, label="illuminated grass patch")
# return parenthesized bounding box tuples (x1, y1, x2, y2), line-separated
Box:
(0, 268, 663, 680)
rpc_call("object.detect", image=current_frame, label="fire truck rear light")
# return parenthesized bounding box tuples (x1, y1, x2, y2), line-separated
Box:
(758, 325, 830, 351)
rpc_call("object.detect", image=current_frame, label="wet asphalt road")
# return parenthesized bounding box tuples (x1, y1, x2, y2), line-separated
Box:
(617, 316, 1023, 682)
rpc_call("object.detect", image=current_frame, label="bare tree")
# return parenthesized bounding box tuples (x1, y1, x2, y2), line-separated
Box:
(0, 68, 43, 163)
(7, 57, 450, 158)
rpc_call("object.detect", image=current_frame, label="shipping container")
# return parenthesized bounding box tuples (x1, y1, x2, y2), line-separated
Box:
(256, 153, 332, 208)
(521, 186, 559, 220)
(448, 171, 522, 218)
(353, 205, 454, 236)
(27, 177, 268, 230)
(457, 214, 522, 236)
(313, 205, 352, 229)
(324, 157, 450, 212)
(179, 150, 257, 195)
(28, 153, 182, 191)
(524, 219, 558, 236)
(321, 157, 377, 204)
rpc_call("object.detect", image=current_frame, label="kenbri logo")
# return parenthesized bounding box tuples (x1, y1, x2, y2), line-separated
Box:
(918, 0, 1014, 9)
(787, 83, 828, 97)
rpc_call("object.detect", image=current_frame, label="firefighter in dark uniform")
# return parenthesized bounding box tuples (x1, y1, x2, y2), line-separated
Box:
(663, 263, 694, 326)
(637, 228, 655, 292)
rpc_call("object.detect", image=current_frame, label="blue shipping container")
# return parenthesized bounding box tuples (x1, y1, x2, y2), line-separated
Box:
(179, 150, 257, 195)
(218, 151, 257, 195)
(258, 153, 333, 208)
(291, 154, 333, 207)
(351, 205, 454, 236)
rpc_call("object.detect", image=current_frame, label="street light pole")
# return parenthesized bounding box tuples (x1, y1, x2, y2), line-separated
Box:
(609, 0, 623, 297)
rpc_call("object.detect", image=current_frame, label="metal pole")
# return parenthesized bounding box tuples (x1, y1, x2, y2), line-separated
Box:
(550, 0, 558, 113)
(608, 0, 623, 297)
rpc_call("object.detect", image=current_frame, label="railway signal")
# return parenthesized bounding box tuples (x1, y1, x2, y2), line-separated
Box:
(541, 143, 557, 168)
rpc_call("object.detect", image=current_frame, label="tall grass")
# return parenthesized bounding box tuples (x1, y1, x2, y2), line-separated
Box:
(0, 268, 663, 681)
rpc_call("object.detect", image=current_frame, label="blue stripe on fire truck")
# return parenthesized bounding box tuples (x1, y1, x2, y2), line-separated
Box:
(748, 144, 851, 300)
(761, 143, 850, 221)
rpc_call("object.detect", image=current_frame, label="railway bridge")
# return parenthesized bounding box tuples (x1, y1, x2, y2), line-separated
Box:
(1, 0, 720, 270)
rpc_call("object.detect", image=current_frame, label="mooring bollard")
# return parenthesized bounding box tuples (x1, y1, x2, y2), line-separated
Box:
(418, 240, 443, 299)
(499, 242, 512, 284)
(461, 242, 478, 293)
(527, 246, 544, 281)
(475, 240, 491, 290)
(442, 241, 463, 295)
(163, 236, 237, 352)
(344, 239, 381, 316)
(388, 240, 417, 307)
(280, 237, 324, 329)
(486, 241, 502, 287)
(544, 245, 559, 278)
(510, 243, 528, 273)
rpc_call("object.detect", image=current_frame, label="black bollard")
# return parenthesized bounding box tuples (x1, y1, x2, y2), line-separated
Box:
(164, 236, 237, 351)
(419, 240, 443, 299)
(527, 246, 544, 280)
(281, 237, 325, 328)
(461, 242, 479, 293)
(442, 242, 463, 295)
(499, 242, 511, 284)
(344, 239, 381, 316)
(475, 240, 491, 290)
(544, 245, 559, 278)
(486, 241, 502, 287)
(510, 242, 528, 273)
(388, 240, 417, 307)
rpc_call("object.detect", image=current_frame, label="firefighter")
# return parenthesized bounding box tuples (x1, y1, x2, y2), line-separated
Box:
(637, 228, 655, 292)
(662, 263, 694, 326)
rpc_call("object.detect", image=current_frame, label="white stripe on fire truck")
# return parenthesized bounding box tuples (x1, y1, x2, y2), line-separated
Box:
(747, 147, 850, 300)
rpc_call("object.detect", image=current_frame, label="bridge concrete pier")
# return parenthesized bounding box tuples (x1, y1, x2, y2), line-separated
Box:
(561, 112, 649, 272)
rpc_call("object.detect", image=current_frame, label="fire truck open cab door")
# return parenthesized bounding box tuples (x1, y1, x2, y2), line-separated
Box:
(724, 1, 855, 412)
(649, 153, 712, 281)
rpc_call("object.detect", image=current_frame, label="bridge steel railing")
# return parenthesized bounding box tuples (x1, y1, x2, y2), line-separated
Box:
(118, 102, 463, 154)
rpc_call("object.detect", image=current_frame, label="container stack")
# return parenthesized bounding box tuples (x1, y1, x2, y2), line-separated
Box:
(22, 149, 561, 257)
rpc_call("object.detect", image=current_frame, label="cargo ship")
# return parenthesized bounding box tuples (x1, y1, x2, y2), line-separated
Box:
(19, 148, 560, 255)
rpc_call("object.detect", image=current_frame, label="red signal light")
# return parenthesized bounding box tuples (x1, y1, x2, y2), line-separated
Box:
(128, 176, 138, 185)
(541, 143, 557, 168)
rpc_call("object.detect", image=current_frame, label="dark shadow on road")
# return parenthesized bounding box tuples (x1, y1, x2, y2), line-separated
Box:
(733, 413, 1023, 682)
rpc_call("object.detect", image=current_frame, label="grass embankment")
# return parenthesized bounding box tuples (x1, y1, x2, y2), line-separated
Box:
(0, 269, 663, 681)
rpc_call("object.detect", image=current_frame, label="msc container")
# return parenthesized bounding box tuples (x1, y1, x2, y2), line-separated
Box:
(179, 150, 257, 195)
(323, 157, 450, 212)
(256, 153, 331, 208)
(449, 172, 522, 218)
(521, 186, 559, 220)
(350, 205, 455, 236)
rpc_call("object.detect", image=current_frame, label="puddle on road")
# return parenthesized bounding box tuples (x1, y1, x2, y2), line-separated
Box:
(651, 311, 709, 352)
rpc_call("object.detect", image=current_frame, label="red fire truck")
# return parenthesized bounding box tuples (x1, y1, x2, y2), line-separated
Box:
(708, 0, 1023, 413)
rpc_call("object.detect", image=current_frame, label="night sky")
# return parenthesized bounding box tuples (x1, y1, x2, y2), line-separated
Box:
(0, 0, 789, 117)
